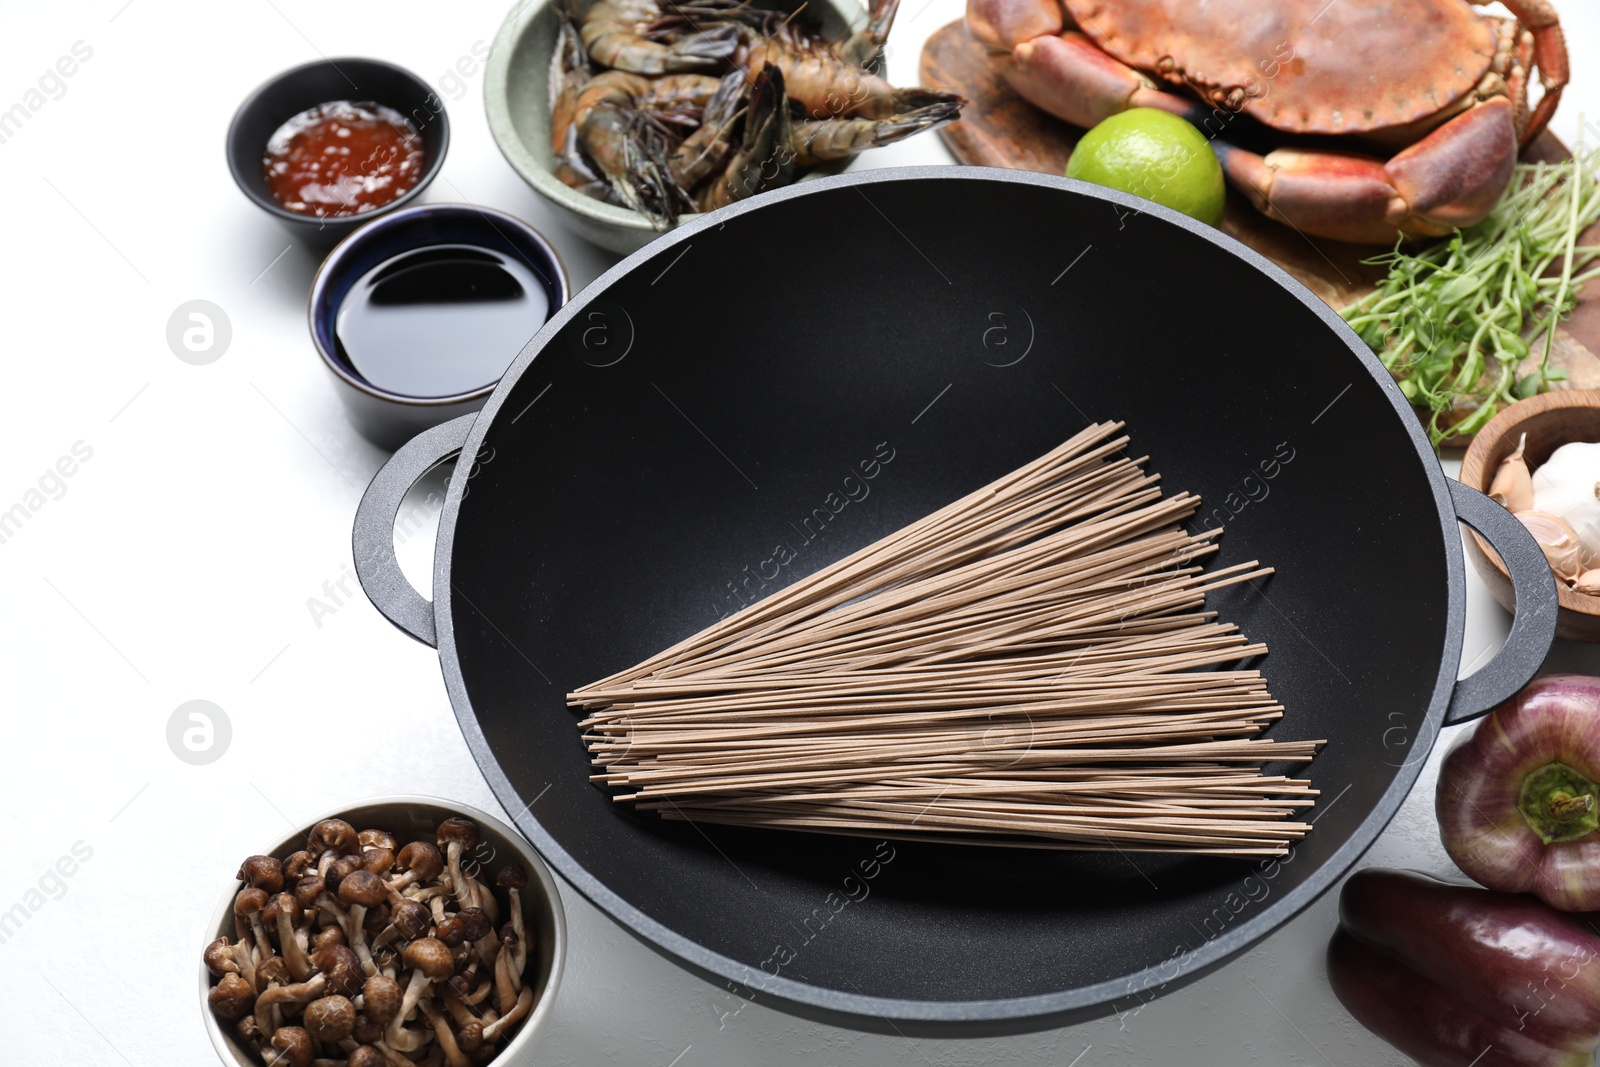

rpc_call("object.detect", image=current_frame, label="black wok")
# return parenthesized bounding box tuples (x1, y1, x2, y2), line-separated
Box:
(353, 167, 1557, 1034)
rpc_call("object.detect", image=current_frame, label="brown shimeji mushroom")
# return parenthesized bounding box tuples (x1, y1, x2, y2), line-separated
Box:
(470, 890, 497, 938)
(207, 934, 259, 991)
(256, 955, 290, 990)
(450, 958, 482, 1004)
(270, 893, 313, 982)
(347, 1046, 386, 1067)
(253, 957, 291, 1031)
(359, 846, 395, 878)
(372, 899, 430, 952)
(435, 907, 490, 949)
(362, 901, 392, 945)
(481, 986, 535, 1044)
(387, 841, 443, 894)
(283, 850, 316, 881)
(208, 972, 255, 1020)
(411, 884, 453, 926)
(253, 976, 314, 1037)
(439, 988, 480, 1035)
(388, 938, 453, 1051)
(359, 829, 397, 851)
(361, 973, 402, 1023)
(325, 855, 361, 894)
(339, 869, 387, 976)
(204, 937, 241, 978)
(235, 888, 276, 962)
(313, 925, 345, 950)
(302, 994, 356, 1044)
(496, 865, 526, 940)
(451, 969, 494, 1006)
(292, 875, 325, 913)
(353, 973, 401, 1046)
(372, 947, 400, 981)
(497, 864, 529, 982)
(311, 886, 352, 935)
(493, 924, 520, 1015)
(232, 942, 259, 991)
(269, 1025, 313, 1067)
(350, 1013, 383, 1047)
(308, 819, 358, 877)
(312, 944, 364, 998)
(254, 945, 360, 1036)
(375, 1040, 417, 1064)
(309, 819, 358, 856)
(419, 998, 472, 1067)
(238, 855, 285, 895)
(455, 1017, 485, 1054)
(435, 818, 480, 909)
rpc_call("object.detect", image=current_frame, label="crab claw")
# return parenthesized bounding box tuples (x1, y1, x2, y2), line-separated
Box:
(1004, 31, 1201, 130)
(966, 0, 1061, 53)
(1216, 98, 1518, 245)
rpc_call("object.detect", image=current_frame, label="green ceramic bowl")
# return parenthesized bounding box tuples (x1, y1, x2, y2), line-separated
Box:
(483, 0, 863, 254)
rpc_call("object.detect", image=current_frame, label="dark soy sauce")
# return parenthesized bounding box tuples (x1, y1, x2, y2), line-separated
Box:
(335, 244, 550, 397)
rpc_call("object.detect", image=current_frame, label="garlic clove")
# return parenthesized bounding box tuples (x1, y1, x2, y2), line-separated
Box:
(1531, 439, 1600, 562)
(1517, 510, 1587, 584)
(1576, 569, 1600, 596)
(1489, 432, 1534, 513)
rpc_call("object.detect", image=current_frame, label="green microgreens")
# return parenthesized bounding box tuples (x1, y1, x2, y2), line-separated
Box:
(1342, 140, 1600, 447)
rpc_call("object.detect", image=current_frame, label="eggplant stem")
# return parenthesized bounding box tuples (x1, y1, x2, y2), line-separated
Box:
(1546, 792, 1594, 821)
(1518, 762, 1600, 844)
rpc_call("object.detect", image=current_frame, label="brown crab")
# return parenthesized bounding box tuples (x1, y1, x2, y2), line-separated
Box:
(966, 0, 1568, 243)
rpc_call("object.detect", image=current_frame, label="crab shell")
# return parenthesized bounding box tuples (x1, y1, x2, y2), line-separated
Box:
(965, 0, 1570, 242)
(1063, 0, 1496, 138)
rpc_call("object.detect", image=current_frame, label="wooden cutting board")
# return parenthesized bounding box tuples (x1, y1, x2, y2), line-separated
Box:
(919, 19, 1600, 447)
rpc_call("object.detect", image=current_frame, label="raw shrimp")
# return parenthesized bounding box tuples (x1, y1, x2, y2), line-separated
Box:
(698, 64, 792, 212)
(738, 0, 960, 120)
(549, 5, 593, 157)
(581, 0, 742, 74)
(637, 73, 724, 131)
(670, 70, 746, 191)
(788, 100, 961, 165)
(836, 0, 901, 69)
(643, 73, 723, 110)
(574, 72, 693, 224)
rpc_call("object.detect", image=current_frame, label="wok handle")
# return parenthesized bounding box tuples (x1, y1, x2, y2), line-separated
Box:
(1444, 479, 1558, 726)
(351, 414, 477, 649)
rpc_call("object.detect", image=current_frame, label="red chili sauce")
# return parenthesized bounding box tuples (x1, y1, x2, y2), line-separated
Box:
(263, 101, 424, 217)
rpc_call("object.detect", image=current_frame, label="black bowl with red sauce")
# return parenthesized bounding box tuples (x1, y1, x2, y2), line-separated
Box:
(227, 58, 449, 246)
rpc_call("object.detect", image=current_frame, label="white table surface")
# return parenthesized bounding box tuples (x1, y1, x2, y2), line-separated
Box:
(5, 3, 1600, 1065)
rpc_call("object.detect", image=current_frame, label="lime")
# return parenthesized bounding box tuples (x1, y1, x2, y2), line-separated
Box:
(1065, 108, 1226, 226)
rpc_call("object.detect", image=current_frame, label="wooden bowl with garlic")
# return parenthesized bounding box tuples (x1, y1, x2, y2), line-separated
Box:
(1462, 390, 1600, 642)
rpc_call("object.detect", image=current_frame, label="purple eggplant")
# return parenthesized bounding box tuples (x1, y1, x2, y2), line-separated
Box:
(1328, 869, 1600, 1066)
(1437, 674, 1600, 911)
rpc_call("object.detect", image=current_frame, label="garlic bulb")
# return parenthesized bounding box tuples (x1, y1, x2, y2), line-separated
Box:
(1518, 510, 1587, 584)
(1532, 441, 1600, 563)
(1576, 570, 1600, 597)
(1489, 433, 1534, 512)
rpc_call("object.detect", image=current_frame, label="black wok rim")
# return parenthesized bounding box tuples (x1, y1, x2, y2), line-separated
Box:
(428, 166, 1468, 1028)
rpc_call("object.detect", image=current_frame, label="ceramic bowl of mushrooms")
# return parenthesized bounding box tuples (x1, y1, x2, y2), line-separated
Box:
(200, 797, 565, 1067)
(1463, 389, 1600, 642)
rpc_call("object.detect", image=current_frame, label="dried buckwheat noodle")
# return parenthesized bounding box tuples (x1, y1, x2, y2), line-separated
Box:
(569, 421, 1319, 856)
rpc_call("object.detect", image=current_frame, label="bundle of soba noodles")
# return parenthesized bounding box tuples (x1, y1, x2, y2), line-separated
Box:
(570, 421, 1320, 856)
